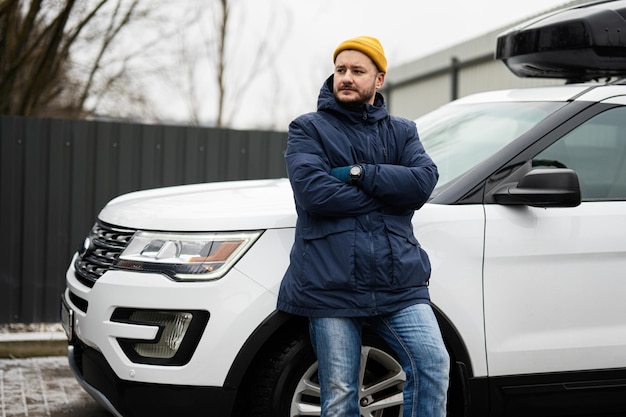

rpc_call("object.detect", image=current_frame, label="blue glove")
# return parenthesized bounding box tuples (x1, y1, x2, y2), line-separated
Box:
(330, 166, 351, 184)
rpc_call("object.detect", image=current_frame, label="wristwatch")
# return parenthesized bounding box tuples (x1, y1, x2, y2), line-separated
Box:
(349, 164, 363, 184)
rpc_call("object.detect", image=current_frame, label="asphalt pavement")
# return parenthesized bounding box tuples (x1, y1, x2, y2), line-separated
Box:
(0, 356, 110, 417)
(0, 323, 109, 416)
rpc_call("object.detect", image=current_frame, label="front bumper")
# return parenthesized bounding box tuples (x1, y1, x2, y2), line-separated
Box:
(63, 263, 277, 386)
(67, 341, 236, 417)
(61, 227, 293, 415)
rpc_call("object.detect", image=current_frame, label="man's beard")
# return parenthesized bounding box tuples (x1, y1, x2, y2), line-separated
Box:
(335, 84, 376, 107)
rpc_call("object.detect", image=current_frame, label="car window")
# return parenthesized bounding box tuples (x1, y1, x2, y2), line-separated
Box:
(533, 106, 626, 201)
(418, 101, 564, 190)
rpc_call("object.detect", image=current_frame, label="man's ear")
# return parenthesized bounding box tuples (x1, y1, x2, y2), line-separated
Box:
(376, 72, 386, 89)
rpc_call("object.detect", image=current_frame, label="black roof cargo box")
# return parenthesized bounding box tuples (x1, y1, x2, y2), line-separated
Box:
(496, 0, 626, 81)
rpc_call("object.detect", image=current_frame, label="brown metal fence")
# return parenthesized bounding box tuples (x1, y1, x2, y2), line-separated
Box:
(0, 115, 288, 324)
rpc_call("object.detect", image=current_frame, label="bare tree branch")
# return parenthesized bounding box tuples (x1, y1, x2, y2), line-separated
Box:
(77, 0, 139, 109)
(0, 0, 160, 119)
(19, 0, 76, 114)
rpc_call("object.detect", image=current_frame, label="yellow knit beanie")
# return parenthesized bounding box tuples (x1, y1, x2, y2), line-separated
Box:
(333, 36, 387, 73)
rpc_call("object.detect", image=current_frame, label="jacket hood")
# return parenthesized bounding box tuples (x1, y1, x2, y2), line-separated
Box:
(316, 75, 388, 124)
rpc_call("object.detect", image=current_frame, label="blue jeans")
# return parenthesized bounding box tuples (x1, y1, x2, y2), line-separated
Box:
(309, 304, 450, 417)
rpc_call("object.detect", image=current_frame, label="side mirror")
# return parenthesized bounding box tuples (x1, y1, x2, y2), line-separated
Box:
(493, 168, 581, 208)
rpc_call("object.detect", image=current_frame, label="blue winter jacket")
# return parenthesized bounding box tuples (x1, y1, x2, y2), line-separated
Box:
(277, 76, 438, 318)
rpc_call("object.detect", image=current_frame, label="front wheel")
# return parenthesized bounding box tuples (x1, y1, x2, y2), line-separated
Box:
(235, 327, 406, 417)
(291, 344, 406, 417)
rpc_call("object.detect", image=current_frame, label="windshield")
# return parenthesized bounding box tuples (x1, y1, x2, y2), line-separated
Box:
(417, 101, 565, 192)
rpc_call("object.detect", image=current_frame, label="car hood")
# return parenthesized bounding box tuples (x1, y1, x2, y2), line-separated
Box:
(98, 178, 297, 231)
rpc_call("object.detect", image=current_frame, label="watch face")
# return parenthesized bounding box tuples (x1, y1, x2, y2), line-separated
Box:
(350, 166, 361, 176)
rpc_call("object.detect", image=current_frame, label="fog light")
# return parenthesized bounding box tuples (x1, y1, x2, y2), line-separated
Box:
(113, 308, 209, 365)
(129, 311, 193, 359)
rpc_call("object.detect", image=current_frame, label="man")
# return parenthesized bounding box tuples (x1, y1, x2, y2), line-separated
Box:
(277, 36, 449, 417)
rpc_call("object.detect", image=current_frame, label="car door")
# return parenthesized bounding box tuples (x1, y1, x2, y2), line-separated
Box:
(483, 103, 626, 378)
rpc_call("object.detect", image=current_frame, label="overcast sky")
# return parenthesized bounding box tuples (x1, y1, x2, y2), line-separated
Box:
(148, 0, 574, 129)
(276, 0, 572, 67)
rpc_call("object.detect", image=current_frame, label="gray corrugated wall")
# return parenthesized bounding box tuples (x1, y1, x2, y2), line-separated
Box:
(0, 115, 288, 324)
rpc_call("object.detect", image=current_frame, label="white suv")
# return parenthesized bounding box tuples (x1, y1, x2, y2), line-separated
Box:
(61, 2, 626, 416)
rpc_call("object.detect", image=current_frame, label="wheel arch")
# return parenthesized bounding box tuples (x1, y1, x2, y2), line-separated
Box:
(431, 303, 476, 417)
(223, 305, 474, 386)
(223, 306, 476, 416)
(431, 303, 473, 377)
(223, 310, 307, 390)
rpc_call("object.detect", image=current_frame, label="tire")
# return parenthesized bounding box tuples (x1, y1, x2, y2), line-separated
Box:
(235, 326, 407, 417)
(234, 326, 316, 417)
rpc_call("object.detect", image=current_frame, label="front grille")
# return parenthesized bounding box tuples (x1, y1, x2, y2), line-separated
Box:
(74, 222, 135, 288)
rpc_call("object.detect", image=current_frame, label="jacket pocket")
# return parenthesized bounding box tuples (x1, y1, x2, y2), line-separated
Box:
(301, 228, 356, 291)
(384, 220, 431, 289)
(300, 216, 355, 239)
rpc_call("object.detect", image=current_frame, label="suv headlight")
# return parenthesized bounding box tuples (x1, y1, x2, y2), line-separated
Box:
(115, 230, 262, 280)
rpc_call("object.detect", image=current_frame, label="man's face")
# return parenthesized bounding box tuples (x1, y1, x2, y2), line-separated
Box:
(333, 50, 385, 106)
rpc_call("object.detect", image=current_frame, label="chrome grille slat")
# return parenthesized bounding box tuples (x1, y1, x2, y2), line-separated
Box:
(74, 222, 135, 288)
(92, 248, 119, 262)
